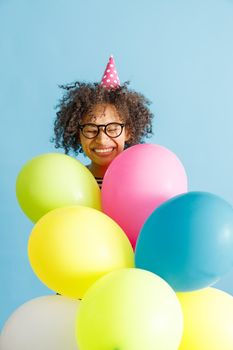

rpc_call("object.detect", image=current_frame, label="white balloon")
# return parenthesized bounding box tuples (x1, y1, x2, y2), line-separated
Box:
(0, 295, 80, 350)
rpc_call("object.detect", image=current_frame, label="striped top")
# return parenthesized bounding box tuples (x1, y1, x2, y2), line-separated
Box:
(95, 177, 103, 189)
(86, 165, 103, 189)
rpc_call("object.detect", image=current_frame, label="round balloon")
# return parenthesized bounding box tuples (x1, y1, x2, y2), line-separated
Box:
(177, 288, 233, 350)
(102, 144, 187, 248)
(76, 268, 183, 350)
(28, 206, 134, 298)
(0, 295, 80, 350)
(16, 153, 101, 222)
(135, 191, 233, 291)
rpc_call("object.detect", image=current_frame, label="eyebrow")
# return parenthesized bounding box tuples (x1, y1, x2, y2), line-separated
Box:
(82, 120, 122, 124)
(82, 116, 122, 123)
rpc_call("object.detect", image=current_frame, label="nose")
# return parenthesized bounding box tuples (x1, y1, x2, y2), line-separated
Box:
(95, 127, 110, 142)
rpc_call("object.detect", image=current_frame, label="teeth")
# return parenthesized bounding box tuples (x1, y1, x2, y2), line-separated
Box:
(94, 148, 113, 153)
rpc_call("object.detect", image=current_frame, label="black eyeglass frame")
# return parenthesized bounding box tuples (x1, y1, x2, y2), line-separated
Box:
(78, 122, 125, 139)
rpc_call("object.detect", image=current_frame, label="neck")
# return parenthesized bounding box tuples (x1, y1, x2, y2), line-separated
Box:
(87, 163, 108, 178)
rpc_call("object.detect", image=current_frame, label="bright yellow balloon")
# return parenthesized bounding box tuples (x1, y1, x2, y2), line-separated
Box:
(28, 206, 134, 298)
(16, 153, 101, 222)
(76, 268, 183, 350)
(177, 287, 233, 350)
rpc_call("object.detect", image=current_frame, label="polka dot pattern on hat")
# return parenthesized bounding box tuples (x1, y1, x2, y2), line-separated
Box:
(100, 55, 120, 90)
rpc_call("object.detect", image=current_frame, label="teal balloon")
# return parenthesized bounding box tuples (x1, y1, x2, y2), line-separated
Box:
(135, 192, 233, 291)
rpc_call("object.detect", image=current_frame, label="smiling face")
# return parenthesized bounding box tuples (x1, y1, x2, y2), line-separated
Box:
(79, 104, 130, 177)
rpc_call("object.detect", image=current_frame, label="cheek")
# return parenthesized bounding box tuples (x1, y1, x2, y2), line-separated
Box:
(116, 135, 127, 151)
(80, 137, 91, 154)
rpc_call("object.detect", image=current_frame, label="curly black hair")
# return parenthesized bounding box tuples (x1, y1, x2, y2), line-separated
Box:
(53, 81, 154, 155)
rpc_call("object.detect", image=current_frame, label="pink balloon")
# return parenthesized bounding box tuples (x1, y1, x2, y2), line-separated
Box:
(102, 144, 188, 249)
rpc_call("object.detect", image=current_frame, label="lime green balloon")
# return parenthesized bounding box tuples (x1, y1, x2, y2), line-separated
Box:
(16, 153, 101, 222)
(76, 268, 183, 350)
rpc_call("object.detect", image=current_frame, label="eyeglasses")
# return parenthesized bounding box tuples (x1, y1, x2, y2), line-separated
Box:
(78, 122, 125, 139)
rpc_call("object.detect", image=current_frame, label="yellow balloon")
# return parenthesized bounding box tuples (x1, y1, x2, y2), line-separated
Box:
(28, 206, 134, 298)
(16, 153, 101, 222)
(177, 287, 233, 350)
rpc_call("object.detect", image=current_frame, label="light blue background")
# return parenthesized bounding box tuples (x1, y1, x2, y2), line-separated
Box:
(1, 0, 233, 329)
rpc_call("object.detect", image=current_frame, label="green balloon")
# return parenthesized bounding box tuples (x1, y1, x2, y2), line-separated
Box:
(16, 153, 101, 222)
(76, 268, 183, 350)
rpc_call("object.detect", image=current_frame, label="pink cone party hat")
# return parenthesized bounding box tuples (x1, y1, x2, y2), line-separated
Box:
(100, 55, 120, 90)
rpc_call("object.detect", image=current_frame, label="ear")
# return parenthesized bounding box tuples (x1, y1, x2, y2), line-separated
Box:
(124, 127, 131, 142)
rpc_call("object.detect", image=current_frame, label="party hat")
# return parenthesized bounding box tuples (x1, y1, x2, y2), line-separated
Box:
(100, 55, 120, 89)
